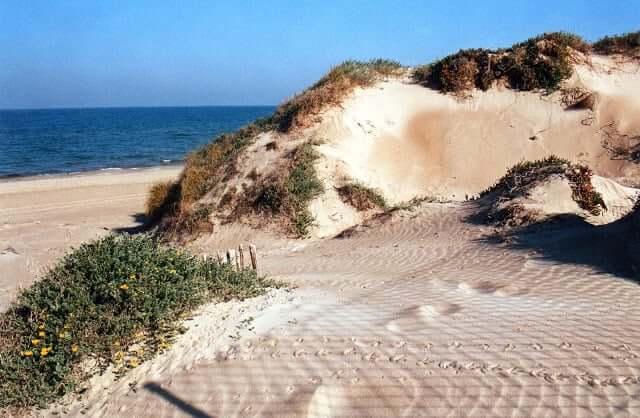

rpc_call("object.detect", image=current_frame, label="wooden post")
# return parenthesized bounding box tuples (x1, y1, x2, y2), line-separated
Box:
(202, 254, 208, 262)
(249, 244, 258, 272)
(238, 244, 245, 270)
(216, 250, 223, 264)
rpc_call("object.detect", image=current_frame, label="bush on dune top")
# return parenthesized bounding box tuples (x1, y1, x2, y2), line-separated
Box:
(593, 31, 640, 55)
(414, 32, 590, 94)
(0, 234, 275, 411)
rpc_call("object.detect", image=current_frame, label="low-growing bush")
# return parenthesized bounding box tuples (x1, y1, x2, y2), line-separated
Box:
(593, 31, 640, 55)
(252, 142, 324, 236)
(414, 32, 589, 94)
(481, 155, 606, 216)
(0, 234, 275, 410)
(336, 183, 387, 211)
(273, 59, 403, 132)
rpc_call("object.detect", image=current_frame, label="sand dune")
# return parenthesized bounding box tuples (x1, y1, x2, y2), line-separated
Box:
(40, 199, 640, 417)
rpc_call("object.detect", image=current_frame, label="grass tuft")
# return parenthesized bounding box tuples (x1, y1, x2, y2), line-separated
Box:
(336, 183, 387, 211)
(273, 59, 403, 132)
(0, 234, 275, 411)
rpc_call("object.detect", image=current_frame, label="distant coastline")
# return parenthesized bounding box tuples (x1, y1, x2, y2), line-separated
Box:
(0, 159, 184, 181)
(0, 105, 274, 178)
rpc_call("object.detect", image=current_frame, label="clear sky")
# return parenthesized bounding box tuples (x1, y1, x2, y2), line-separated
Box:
(1, 0, 638, 109)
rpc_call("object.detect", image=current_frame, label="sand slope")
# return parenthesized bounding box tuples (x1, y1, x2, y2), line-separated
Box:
(50, 200, 640, 417)
(302, 56, 640, 236)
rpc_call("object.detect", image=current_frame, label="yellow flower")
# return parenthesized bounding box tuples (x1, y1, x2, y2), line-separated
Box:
(31, 339, 41, 346)
(113, 341, 121, 347)
(71, 344, 78, 353)
(119, 283, 129, 290)
(169, 269, 176, 274)
(127, 358, 139, 368)
(38, 331, 45, 337)
(22, 350, 33, 357)
(129, 273, 136, 280)
(38, 324, 45, 330)
(40, 347, 51, 356)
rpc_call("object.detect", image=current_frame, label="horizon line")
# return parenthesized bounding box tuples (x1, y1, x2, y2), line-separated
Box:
(0, 104, 277, 112)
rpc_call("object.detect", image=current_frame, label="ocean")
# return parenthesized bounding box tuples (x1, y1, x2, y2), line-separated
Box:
(0, 106, 275, 178)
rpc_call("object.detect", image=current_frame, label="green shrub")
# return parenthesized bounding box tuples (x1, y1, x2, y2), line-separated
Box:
(336, 183, 387, 211)
(593, 31, 640, 55)
(0, 235, 275, 410)
(414, 32, 588, 94)
(251, 142, 323, 236)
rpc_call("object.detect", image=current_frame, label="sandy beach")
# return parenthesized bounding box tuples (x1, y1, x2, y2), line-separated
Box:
(1, 167, 639, 416)
(0, 165, 182, 310)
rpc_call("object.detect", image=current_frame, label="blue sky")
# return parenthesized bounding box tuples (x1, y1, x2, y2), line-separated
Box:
(1, 0, 638, 109)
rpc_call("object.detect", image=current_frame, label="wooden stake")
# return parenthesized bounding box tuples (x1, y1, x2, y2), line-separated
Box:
(249, 244, 258, 272)
(238, 244, 245, 270)
(216, 250, 223, 264)
(202, 254, 208, 262)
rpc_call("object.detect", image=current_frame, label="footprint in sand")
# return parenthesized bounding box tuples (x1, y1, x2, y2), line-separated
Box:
(531, 343, 543, 351)
(448, 341, 462, 349)
(504, 343, 516, 352)
(386, 303, 461, 332)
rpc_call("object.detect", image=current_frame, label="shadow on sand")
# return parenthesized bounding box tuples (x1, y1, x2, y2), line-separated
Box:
(144, 382, 213, 418)
(112, 212, 151, 235)
(469, 200, 638, 281)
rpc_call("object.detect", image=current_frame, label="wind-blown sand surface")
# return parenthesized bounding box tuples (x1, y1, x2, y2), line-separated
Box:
(5, 171, 636, 416)
(0, 166, 181, 310)
(4, 54, 640, 417)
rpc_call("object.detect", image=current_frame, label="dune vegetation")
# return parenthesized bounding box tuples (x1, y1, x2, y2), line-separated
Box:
(146, 31, 635, 240)
(249, 141, 324, 236)
(481, 156, 606, 216)
(336, 182, 387, 211)
(413, 32, 590, 94)
(0, 234, 276, 411)
(593, 31, 640, 55)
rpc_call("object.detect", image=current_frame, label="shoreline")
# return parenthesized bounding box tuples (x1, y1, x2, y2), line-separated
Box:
(0, 161, 184, 184)
(0, 163, 182, 310)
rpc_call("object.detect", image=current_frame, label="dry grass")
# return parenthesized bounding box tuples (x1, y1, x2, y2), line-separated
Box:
(273, 59, 403, 132)
(560, 87, 596, 110)
(149, 117, 274, 240)
(336, 183, 386, 211)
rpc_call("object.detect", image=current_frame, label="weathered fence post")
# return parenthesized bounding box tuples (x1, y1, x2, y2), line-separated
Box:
(216, 250, 223, 264)
(249, 244, 258, 272)
(238, 244, 245, 270)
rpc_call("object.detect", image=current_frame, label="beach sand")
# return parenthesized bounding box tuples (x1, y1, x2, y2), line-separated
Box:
(0, 165, 182, 310)
(5, 169, 637, 416)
